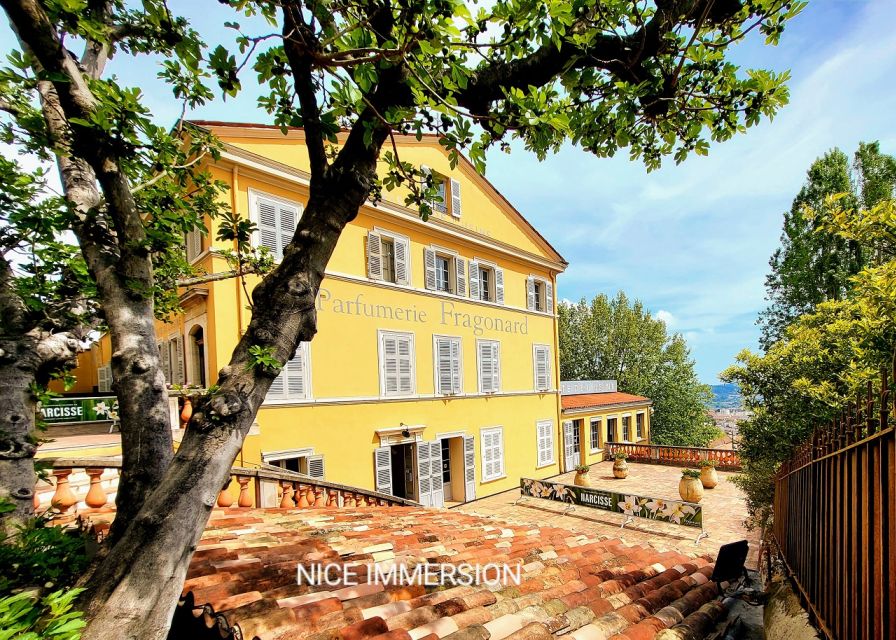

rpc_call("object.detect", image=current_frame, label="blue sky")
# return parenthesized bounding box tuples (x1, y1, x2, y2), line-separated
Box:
(3, 1, 895, 382)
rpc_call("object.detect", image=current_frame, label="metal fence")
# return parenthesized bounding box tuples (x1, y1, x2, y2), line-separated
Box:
(773, 370, 895, 639)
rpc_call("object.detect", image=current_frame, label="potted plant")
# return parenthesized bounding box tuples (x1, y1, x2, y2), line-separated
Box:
(697, 459, 719, 489)
(612, 453, 629, 479)
(573, 464, 591, 487)
(679, 469, 704, 502)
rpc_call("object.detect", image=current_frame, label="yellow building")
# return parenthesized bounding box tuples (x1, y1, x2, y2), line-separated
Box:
(559, 380, 652, 470)
(63, 121, 571, 506)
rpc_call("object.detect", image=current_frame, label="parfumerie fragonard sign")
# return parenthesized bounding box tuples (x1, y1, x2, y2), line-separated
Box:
(40, 397, 119, 424)
(519, 478, 707, 543)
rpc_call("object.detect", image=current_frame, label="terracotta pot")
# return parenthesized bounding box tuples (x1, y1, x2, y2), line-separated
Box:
(180, 397, 193, 429)
(700, 466, 719, 489)
(679, 476, 704, 503)
(573, 471, 591, 487)
(612, 459, 629, 479)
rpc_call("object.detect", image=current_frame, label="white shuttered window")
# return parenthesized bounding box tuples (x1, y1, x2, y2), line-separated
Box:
(536, 420, 554, 467)
(265, 342, 312, 403)
(533, 344, 551, 392)
(477, 340, 500, 394)
(367, 230, 410, 285)
(97, 365, 113, 393)
(251, 191, 302, 260)
(433, 336, 462, 395)
(481, 427, 505, 481)
(380, 331, 415, 396)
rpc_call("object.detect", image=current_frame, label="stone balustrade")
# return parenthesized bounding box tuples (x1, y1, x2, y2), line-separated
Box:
(605, 442, 742, 470)
(35, 459, 417, 516)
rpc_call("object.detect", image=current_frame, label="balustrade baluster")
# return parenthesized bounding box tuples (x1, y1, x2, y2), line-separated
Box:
(50, 469, 77, 513)
(237, 477, 252, 507)
(217, 477, 234, 508)
(84, 468, 108, 508)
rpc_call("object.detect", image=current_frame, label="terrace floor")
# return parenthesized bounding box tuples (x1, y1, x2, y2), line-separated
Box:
(456, 461, 760, 569)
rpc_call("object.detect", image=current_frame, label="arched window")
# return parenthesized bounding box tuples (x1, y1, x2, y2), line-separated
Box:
(188, 325, 206, 387)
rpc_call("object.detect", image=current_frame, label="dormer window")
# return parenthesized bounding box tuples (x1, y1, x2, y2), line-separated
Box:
(422, 165, 462, 218)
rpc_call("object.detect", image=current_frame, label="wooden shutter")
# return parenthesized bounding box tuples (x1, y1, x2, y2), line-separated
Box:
(469, 261, 480, 299)
(478, 341, 497, 393)
(449, 178, 462, 218)
(382, 333, 414, 395)
(537, 420, 554, 466)
(481, 430, 495, 480)
(278, 201, 298, 257)
(534, 345, 550, 392)
(97, 366, 112, 393)
(416, 441, 432, 506)
(307, 454, 324, 479)
(563, 421, 576, 472)
(367, 231, 383, 280)
(185, 226, 203, 261)
(526, 277, 536, 310)
(429, 441, 444, 507)
(394, 236, 410, 285)
(455, 258, 467, 297)
(397, 334, 414, 394)
(424, 247, 437, 290)
(256, 196, 280, 257)
(545, 281, 554, 313)
(435, 337, 461, 395)
(374, 447, 392, 495)
(159, 342, 171, 383)
(495, 268, 504, 305)
(171, 337, 185, 384)
(381, 334, 399, 395)
(463, 435, 476, 500)
(285, 344, 308, 400)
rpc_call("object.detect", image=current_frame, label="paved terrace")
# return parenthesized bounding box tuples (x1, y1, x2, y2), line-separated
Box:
(456, 462, 759, 569)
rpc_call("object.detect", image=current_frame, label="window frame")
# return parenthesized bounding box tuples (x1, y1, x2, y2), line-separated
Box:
(247, 188, 303, 261)
(636, 411, 645, 439)
(536, 420, 555, 468)
(378, 330, 416, 397)
(480, 426, 505, 482)
(606, 415, 618, 445)
(589, 417, 602, 453)
(478, 264, 494, 302)
(622, 413, 632, 442)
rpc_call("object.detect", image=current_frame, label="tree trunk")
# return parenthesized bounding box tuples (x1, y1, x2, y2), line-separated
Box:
(0, 338, 42, 534)
(0, 331, 82, 534)
(79, 155, 381, 639)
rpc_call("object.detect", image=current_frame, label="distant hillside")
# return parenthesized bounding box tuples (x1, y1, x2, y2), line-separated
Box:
(709, 383, 742, 409)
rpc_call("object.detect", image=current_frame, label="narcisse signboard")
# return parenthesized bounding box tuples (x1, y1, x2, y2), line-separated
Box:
(40, 396, 119, 424)
(519, 477, 704, 532)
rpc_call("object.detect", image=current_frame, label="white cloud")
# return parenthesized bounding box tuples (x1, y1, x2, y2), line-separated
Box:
(656, 310, 676, 327)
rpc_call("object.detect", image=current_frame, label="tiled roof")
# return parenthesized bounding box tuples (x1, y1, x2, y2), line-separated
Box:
(171, 507, 733, 640)
(561, 393, 651, 411)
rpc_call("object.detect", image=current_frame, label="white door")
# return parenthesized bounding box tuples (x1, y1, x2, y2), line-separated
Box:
(563, 420, 577, 472)
(463, 435, 476, 501)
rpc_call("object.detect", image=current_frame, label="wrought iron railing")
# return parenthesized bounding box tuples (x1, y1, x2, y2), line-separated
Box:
(773, 369, 895, 640)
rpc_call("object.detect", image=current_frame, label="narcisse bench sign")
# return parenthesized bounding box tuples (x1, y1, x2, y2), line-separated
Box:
(518, 477, 708, 544)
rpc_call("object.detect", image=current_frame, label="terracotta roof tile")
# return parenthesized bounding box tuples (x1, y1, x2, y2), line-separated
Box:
(561, 393, 651, 411)
(166, 506, 731, 640)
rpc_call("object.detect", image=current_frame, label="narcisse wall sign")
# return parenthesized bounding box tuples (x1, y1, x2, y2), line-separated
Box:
(518, 477, 707, 543)
(40, 396, 119, 424)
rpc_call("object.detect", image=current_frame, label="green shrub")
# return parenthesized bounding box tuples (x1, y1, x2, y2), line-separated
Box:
(0, 515, 90, 593)
(697, 459, 717, 468)
(0, 588, 86, 640)
(681, 469, 701, 479)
